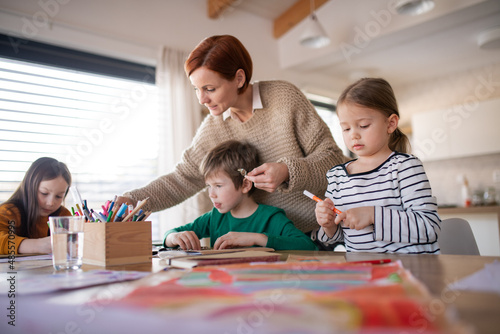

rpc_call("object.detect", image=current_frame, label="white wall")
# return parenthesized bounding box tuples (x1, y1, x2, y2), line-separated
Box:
(397, 62, 500, 126)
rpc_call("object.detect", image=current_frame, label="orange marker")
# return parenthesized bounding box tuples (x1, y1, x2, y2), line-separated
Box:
(303, 190, 342, 214)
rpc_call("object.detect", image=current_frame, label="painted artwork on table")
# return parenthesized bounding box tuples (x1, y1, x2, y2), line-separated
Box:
(109, 260, 468, 334)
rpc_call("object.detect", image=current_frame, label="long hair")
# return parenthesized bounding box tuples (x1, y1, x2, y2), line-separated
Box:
(4, 157, 71, 237)
(200, 140, 259, 195)
(184, 35, 253, 94)
(337, 77, 410, 153)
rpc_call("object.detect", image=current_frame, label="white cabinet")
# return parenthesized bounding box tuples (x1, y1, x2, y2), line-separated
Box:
(412, 98, 500, 161)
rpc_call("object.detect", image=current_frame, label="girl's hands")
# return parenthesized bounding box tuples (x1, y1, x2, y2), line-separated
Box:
(336, 206, 374, 230)
(166, 231, 201, 250)
(213, 232, 267, 250)
(245, 163, 289, 193)
(315, 197, 374, 235)
(315, 198, 338, 238)
(18, 236, 52, 254)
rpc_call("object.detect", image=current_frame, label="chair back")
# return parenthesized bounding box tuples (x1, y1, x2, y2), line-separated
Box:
(439, 218, 480, 255)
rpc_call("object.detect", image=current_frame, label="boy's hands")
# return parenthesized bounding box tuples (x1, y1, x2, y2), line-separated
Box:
(166, 231, 201, 250)
(213, 232, 267, 250)
(315, 198, 338, 238)
(335, 206, 374, 230)
(166, 231, 269, 250)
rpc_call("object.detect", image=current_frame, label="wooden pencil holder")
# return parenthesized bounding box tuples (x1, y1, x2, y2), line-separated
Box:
(82, 221, 152, 266)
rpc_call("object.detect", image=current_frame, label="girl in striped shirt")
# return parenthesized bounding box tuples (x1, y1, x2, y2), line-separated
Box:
(312, 78, 440, 253)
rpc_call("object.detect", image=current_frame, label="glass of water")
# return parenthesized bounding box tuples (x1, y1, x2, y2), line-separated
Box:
(49, 216, 85, 270)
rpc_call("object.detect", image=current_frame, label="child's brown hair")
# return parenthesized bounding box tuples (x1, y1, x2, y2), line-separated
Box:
(337, 77, 411, 153)
(5, 157, 71, 237)
(200, 140, 259, 194)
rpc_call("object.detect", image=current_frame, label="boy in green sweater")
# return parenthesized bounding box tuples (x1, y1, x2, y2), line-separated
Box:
(163, 140, 317, 251)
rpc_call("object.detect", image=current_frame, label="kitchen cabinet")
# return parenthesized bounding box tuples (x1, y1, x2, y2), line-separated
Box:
(412, 98, 500, 161)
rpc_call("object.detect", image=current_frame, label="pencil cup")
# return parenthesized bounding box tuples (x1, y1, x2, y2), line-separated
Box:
(83, 221, 152, 266)
(49, 216, 85, 270)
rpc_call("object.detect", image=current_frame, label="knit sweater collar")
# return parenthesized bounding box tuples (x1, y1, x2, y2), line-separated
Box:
(222, 82, 264, 121)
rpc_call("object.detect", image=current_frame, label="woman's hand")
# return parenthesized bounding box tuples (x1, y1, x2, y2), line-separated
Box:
(336, 206, 374, 230)
(113, 196, 137, 210)
(315, 198, 338, 238)
(245, 162, 289, 193)
(165, 231, 201, 250)
(213, 232, 267, 250)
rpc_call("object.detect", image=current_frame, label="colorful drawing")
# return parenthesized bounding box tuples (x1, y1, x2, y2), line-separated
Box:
(111, 261, 467, 333)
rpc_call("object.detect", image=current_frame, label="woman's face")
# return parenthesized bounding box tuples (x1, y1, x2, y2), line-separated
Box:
(37, 175, 68, 216)
(189, 67, 242, 116)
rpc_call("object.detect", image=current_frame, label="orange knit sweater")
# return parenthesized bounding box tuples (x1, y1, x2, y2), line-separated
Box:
(0, 203, 71, 255)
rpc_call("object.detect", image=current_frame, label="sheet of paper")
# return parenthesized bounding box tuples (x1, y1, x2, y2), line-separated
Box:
(3, 269, 150, 295)
(0, 254, 52, 262)
(448, 260, 500, 294)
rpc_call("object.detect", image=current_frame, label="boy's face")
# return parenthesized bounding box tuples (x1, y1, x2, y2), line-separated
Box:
(205, 171, 245, 214)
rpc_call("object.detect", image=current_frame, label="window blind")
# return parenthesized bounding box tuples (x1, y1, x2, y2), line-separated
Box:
(0, 34, 155, 84)
(0, 56, 162, 237)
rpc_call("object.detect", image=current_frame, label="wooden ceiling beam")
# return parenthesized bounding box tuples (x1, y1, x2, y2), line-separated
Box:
(273, 0, 329, 39)
(207, 0, 237, 19)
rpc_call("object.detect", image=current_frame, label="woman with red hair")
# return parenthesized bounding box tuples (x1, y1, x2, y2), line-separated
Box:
(119, 35, 345, 234)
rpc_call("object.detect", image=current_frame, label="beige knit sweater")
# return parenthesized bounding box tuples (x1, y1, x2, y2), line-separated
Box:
(125, 80, 345, 232)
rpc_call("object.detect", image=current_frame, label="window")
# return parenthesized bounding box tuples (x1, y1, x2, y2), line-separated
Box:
(0, 36, 164, 240)
(308, 94, 350, 157)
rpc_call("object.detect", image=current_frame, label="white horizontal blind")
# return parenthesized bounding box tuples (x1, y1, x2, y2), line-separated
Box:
(0, 57, 162, 238)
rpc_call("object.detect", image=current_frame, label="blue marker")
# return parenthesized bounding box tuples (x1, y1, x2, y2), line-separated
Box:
(114, 203, 128, 222)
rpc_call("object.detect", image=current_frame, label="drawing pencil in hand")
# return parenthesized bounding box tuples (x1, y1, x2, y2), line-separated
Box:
(303, 190, 342, 214)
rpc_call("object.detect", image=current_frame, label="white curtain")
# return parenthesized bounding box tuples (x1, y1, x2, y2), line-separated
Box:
(155, 46, 210, 238)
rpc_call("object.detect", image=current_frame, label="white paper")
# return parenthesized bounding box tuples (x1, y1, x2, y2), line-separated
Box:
(448, 260, 500, 294)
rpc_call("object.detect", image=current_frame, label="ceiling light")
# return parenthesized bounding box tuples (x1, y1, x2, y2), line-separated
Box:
(300, 0, 330, 48)
(395, 0, 435, 16)
(477, 27, 500, 50)
(300, 13, 331, 48)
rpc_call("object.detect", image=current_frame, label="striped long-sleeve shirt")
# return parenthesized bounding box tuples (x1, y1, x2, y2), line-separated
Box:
(312, 152, 441, 254)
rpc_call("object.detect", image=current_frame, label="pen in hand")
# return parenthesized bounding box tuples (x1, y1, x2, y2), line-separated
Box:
(303, 190, 342, 214)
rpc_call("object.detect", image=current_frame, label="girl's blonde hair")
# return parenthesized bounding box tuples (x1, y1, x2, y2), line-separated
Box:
(337, 77, 410, 153)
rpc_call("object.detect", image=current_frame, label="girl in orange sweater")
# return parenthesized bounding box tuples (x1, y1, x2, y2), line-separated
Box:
(0, 157, 72, 255)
